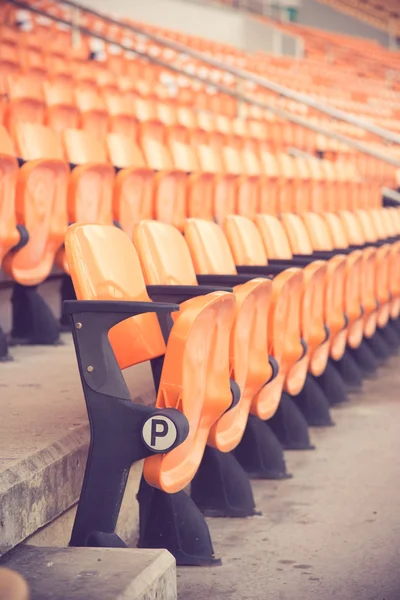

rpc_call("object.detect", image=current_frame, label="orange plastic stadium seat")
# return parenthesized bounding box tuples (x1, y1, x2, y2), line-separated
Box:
(213, 114, 260, 220)
(223, 214, 329, 386)
(19, 45, 47, 79)
(164, 121, 215, 220)
(2, 123, 68, 286)
(136, 98, 187, 230)
(65, 222, 236, 493)
(0, 40, 19, 75)
(190, 111, 237, 224)
(0, 126, 19, 267)
(133, 220, 278, 449)
(75, 88, 109, 138)
(302, 158, 390, 336)
(4, 74, 45, 138)
(281, 212, 365, 350)
(254, 214, 348, 362)
(44, 81, 79, 135)
(106, 132, 155, 236)
(62, 128, 114, 227)
(103, 92, 139, 138)
(184, 218, 305, 398)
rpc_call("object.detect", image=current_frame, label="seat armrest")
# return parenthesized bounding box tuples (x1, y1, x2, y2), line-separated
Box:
(63, 299, 178, 316)
(235, 265, 280, 276)
(196, 274, 257, 286)
(147, 284, 232, 304)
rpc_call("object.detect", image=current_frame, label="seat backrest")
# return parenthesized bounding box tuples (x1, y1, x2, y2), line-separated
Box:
(223, 215, 268, 266)
(43, 81, 75, 107)
(133, 220, 198, 286)
(63, 128, 108, 164)
(184, 218, 238, 275)
(106, 132, 146, 169)
(5, 74, 45, 133)
(75, 88, 109, 137)
(65, 223, 167, 369)
(0, 124, 16, 156)
(255, 214, 293, 260)
(167, 134, 198, 172)
(44, 81, 79, 133)
(15, 122, 64, 160)
(280, 213, 315, 255)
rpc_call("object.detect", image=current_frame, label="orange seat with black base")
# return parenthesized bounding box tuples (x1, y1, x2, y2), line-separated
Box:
(64, 222, 237, 566)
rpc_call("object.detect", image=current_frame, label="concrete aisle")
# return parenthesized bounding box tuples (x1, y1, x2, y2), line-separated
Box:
(178, 358, 400, 600)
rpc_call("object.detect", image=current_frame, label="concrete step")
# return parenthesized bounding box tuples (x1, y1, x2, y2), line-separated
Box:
(0, 335, 155, 554)
(0, 546, 176, 600)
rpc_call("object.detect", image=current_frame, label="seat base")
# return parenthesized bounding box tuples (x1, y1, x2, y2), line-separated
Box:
(191, 447, 258, 518)
(0, 325, 11, 361)
(137, 478, 221, 567)
(365, 329, 392, 362)
(378, 322, 400, 353)
(314, 359, 349, 406)
(292, 374, 335, 427)
(267, 392, 315, 450)
(233, 415, 291, 480)
(349, 339, 380, 378)
(10, 283, 61, 346)
(60, 274, 76, 329)
(332, 349, 364, 392)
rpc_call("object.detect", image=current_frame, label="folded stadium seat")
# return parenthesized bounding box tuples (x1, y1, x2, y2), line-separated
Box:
(61, 127, 114, 235)
(311, 158, 397, 338)
(133, 219, 292, 484)
(2, 122, 68, 346)
(164, 119, 215, 218)
(64, 222, 237, 564)
(184, 217, 315, 449)
(106, 132, 155, 235)
(223, 214, 335, 426)
(187, 110, 237, 223)
(74, 88, 109, 138)
(43, 81, 79, 136)
(44, 52, 73, 85)
(212, 114, 260, 220)
(102, 92, 138, 138)
(72, 61, 99, 92)
(96, 69, 119, 94)
(135, 97, 187, 230)
(280, 210, 366, 346)
(236, 118, 278, 215)
(254, 214, 348, 360)
(280, 203, 385, 379)
(256, 143, 283, 216)
(19, 44, 47, 80)
(0, 36, 19, 75)
(4, 74, 45, 137)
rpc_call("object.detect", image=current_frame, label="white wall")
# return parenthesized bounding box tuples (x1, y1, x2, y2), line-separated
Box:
(79, 0, 303, 56)
(297, 0, 391, 46)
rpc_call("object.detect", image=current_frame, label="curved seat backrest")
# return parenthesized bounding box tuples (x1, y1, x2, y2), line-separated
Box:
(280, 213, 315, 255)
(107, 133, 147, 170)
(4, 123, 68, 285)
(184, 219, 238, 275)
(223, 215, 268, 266)
(63, 128, 108, 164)
(133, 220, 197, 286)
(254, 214, 293, 260)
(65, 224, 167, 369)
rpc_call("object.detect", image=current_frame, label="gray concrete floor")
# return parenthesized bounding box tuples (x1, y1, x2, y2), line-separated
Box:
(0, 335, 155, 472)
(178, 358, 400, 600)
